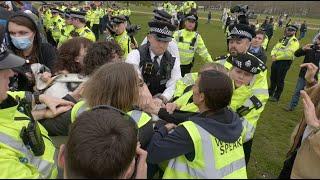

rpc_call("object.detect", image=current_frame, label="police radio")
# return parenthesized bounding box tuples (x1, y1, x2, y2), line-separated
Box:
(17, 96, 45, 156)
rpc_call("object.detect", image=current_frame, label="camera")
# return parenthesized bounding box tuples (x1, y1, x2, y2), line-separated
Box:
(230, 4, 251, 25)
(126, 24, 141, 37)
(230, 4, 249, 14)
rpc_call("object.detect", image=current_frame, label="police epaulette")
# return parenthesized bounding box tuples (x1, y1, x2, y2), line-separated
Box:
(215, 55, 228, 61)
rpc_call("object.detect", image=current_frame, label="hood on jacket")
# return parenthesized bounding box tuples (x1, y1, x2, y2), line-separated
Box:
(5, 12, 43, 64)
(192, 107, 243, 143)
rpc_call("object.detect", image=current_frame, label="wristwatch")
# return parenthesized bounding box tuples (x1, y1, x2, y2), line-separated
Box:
(33, 91, 41, 104)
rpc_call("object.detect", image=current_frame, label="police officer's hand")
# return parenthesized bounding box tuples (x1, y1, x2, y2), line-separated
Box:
(39, 95, 74, 115)
(301, 63, 318, 83)
(271, 55, 277, 61)
(32, 105, 73, 120)
(302, 44, 313, 51)
(165, 103, 180, 114)
(301, 90, 320, 129)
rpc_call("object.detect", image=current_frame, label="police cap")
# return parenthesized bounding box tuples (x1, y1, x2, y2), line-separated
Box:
(286, 24, 298, 31)
(228, 23, 256, 41)
(148, 20, 176, 42)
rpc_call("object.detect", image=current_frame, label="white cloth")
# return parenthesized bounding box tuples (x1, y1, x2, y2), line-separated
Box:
(126, 45, 181, 101)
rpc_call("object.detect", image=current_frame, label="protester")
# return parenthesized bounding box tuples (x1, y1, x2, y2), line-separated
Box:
(58, 108, 147, 179)
(6, 13, 57, 92)
(40, 37, 93, 98)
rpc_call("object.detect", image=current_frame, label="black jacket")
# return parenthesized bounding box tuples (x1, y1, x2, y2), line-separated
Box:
(6, 13, 57, 91)
(147, 108, 243, 164)
(295, 47, 320, 79)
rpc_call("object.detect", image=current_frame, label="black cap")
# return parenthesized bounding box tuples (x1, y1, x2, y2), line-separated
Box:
(184, 13, 198, 21)
(231, 53, 266, 74)
(110, 16, 126, 24)
(0, 30, 25, 70)
(153, 9, 172, 24)
(286, 24, 298, 31)
(228, 24, 256, 41)
(69, 11, 86, 19)
(50, 8, 62, 14)
(148, 20, 176, 42)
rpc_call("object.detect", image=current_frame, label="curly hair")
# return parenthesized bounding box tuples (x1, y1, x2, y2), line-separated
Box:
(82, 40, 124, 76)
(54, 37, 93, 74)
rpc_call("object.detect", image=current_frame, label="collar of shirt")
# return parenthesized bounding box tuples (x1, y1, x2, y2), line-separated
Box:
(149, 48, 163, 65)
(249, 46, 260, 54)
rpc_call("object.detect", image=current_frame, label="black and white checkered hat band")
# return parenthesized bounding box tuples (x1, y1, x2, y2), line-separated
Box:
(230, 27, 252, 39)
(233, 57, 258, 74)
(150, 27, 173, 36)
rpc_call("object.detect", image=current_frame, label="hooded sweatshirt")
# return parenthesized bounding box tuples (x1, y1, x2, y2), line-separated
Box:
(6, 12, 57, 92)
(147, 107, 243, 163)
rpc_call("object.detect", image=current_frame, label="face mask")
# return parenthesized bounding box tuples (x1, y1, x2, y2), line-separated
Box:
(10, 36, 33, 50)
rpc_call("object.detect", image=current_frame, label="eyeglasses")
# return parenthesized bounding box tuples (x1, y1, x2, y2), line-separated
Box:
(91, 104, 139, 138)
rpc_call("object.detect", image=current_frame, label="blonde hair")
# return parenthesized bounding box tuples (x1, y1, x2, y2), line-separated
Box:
(82, 62, 139, 112)
(200, 63, 228, 75)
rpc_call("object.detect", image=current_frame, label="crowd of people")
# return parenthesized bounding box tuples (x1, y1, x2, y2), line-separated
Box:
(0, 1, 319, 179)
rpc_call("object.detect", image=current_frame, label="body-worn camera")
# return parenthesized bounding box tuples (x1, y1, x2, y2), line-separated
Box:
(17, 97, 45, 156)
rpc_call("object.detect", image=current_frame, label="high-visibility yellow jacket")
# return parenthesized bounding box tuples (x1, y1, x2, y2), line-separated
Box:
(0, 91, 58, 179)
(174, 29, 213, 65)
(271, 35, 299, 61)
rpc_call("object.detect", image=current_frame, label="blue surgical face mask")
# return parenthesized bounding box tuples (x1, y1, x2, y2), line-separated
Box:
(10, 36, 33, 50)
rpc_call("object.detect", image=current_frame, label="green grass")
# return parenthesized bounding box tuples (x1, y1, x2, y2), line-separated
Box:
(129, 7, 318, 179)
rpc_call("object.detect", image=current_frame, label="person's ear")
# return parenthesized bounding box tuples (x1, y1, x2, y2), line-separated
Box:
(122, 158, 135, 179)
(199, 92, 206, 103)
(58, 144, 66, 169)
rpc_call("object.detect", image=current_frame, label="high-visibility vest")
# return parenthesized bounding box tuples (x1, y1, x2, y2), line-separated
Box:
(113, 31, 131, 59)
(162, 120, 247, 179)
(0, 92, 58, 179)
(173, 72, 198, 98)
(174, 29, 213, 65)
(70, 100, 151, 128)
(271, 35, 299, 61)
(75, 26, 96, 42)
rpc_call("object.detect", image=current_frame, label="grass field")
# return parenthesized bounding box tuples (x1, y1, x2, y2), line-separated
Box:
(127, 6, 319, 179)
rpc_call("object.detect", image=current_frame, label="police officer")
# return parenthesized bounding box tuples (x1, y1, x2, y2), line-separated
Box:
(69, 11, 96, 42)
(174, 12, 213, 76)
(106, 10, 135, 59)
(215, 24, 269, 164)
(47, 8, 65, 47)
(87, 1, 104, 40)
(269, 24, 300, 102)
(57, 11, 75, 47)
(0, 35, 73, 178)
(126, 19, 182, 104)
